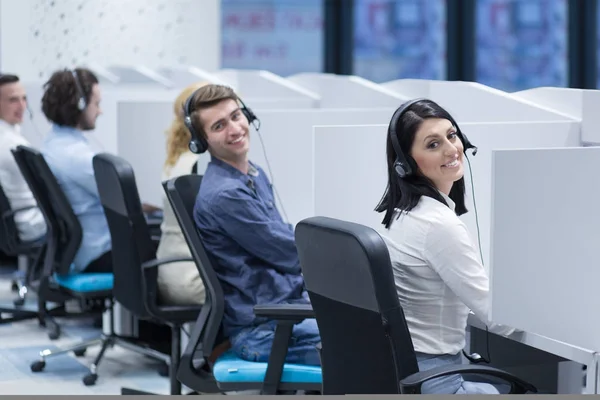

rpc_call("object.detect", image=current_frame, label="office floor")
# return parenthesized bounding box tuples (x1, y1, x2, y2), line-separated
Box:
(0, 263, 173, 395)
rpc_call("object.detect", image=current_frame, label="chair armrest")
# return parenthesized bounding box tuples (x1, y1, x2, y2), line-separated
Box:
(399, 364, 537, 394)
(253, 303, 314, 320)
(140, 256, 194, 319)
(141, 257, 194, 269)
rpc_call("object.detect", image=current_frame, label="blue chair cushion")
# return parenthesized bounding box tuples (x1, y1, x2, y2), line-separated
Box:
(213, 349, 322, 384)
(53, 272, 113, 293)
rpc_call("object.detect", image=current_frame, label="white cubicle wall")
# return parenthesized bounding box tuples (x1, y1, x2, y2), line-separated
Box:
(513, 87, 600, 145)
(383, 79, 576, 124)
(312, 121, 580, 270)
(288, 73, 408, 108)
(214, 69, 320, 108)
(157, 65, 233, 88)
(105, 65, 175, 88)
(117, 102, 395, 209)
(84, 62, 121, 85)
(99, 87, 181, 155)
(247, 108, 396, 225)
(489, 147, 600, 353)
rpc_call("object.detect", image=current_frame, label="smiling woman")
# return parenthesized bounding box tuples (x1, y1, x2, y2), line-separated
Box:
(374, 98, 517, 395)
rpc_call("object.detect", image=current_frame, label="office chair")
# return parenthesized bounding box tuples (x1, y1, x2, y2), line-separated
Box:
(11, 146, 108, 343)
(0, 180, 49, 322)
(163, 175, 322, 395)
(92, 153, 202, 395)
(294, 216, 538, 395)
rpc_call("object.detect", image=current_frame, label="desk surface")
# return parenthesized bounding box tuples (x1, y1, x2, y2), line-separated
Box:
(467, 314, 596, 366)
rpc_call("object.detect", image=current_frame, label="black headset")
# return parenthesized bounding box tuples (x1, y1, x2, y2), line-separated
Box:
(70, 69, 87, 111)
(182, 86, 258, 154)
(389, 98, 478, 178)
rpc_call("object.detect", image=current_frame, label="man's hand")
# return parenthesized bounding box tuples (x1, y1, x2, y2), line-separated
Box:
(142, 202, 162, 214)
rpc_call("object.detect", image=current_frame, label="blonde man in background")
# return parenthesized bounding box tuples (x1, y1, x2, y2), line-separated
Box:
(156, 81, 208, 305)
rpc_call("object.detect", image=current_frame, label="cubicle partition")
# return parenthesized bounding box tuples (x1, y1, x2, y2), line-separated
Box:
(117, 103, 395, 210)
(287, 72, 408, 108)
(312, 120, 580, 270)
(512, 87, 600, 145)
(98, 87, 181, 155)
(247, 108, 396, 225)
(214, 69, 320, 108)
(383, 79, 577, 124)
(104, 65, 175, 88)
(489, 146, 600, 353)
(157, 65, 233, 88)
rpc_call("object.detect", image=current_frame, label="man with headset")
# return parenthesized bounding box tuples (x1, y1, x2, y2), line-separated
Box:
(185, 84, 321, 366)
(0, 73, 47, 243)
(39, 68, 111, 274)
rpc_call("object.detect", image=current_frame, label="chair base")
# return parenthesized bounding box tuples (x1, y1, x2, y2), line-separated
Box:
(120, 387, 198, 395)
(0, 303, 65, 326)
(0, 307, 39, 324)
(30, 332, 184, 394)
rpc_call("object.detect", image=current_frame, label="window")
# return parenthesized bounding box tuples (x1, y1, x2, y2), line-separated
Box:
(353, 0, 446, 83)
(475, 0, 568, 92)
(221, 0, 324, 76)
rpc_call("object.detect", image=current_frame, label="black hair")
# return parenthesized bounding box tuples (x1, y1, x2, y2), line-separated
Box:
(0, 74, 20, 87)
(375, 99, 468, 230)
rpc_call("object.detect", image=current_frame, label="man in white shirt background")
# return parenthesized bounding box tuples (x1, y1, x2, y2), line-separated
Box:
(0, 74, 47, 244)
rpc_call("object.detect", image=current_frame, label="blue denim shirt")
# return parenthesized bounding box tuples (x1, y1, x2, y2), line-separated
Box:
(41, 125, 111, 273)
(194, 156, 309, 337)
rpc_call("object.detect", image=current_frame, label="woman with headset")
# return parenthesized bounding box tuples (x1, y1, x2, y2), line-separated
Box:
(375, 98, 517, 394)
(155, 81, 208, 305)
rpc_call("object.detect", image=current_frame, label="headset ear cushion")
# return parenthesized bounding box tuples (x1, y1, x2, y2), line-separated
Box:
(394, 160, 407, 178)
(242, 107, 257, 124)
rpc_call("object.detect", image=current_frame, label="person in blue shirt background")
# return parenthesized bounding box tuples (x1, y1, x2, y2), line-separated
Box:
(39, 67, 112, 274)
(188, 84, 321, 366)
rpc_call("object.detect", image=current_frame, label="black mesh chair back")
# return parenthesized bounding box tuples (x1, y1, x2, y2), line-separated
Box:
(295, 216, 418, 394)
(0, 182, 23, 255)
(92, 153, 154, 317)
(163, 175, 225, 357)
(12, 145, 82, 275)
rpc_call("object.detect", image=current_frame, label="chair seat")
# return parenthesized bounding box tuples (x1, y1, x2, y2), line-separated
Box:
(53, 272, 113, 293)
(213, 350, 322, 384)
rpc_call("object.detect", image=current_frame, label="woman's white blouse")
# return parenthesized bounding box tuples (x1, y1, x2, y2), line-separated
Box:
(379, 192, 515, 355)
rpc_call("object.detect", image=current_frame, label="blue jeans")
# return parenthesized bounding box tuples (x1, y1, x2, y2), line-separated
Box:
(416, 352, 510, 394)
(230, 319, 321, 366)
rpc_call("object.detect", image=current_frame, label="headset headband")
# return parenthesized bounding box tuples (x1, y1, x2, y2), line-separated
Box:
(70, 69, 87, 111)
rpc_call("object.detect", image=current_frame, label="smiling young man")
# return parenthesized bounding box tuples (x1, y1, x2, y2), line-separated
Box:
(0, 74, 47, 243)
(189, 84, 321, 366)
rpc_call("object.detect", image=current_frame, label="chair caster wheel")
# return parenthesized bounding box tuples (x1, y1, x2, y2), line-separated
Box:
(13, 298, 25, 306)
(30, 360, 46, 372)
(47, 323, 60, 340)
(73, 348, 86, 357)
(83, 373, 97, 386)
(157, 362, 169, 377)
